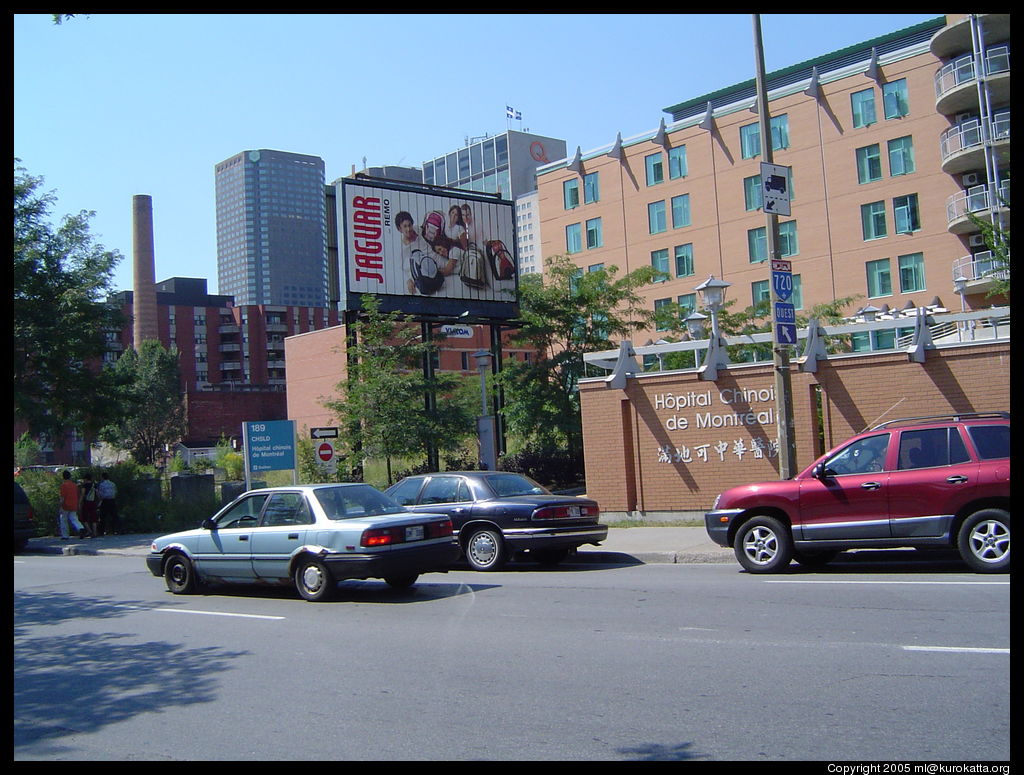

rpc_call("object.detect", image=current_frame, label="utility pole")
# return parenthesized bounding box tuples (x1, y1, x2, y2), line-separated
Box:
(752, 14, 798, 479)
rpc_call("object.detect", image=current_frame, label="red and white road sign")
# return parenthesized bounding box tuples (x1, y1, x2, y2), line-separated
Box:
(317, 442, 335, 462)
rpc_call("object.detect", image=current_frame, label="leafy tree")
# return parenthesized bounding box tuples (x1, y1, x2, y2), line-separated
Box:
(966, 210, 1010, 299)
(323, 296, 476, 483)
(500, 255, 662, 455)
(99, 341, 186, 465)
(14, 161, 126, 442)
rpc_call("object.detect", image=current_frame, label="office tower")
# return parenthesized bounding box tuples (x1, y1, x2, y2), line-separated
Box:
(215, 149, 329, 307)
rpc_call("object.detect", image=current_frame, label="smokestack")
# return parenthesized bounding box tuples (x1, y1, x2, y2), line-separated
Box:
(132, 194, 159, 346)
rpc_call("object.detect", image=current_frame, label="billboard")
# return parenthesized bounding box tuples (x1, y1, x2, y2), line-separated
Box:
(338, 178, 519, 320)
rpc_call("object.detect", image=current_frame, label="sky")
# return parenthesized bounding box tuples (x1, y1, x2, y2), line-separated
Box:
(14, 13, 941, 296)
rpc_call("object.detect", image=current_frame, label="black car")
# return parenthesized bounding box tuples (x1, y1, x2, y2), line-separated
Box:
(14, 481, 36, 552)
(385, 471, 607, 571)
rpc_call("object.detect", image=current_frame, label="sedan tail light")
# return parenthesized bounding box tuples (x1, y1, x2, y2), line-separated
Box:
(534, 504, 600, 520)
(361, 519, 453, 547)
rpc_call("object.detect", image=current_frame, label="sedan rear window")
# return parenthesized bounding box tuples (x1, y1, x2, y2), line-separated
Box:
(967, 425, 1010, 460)
(315, 485, 403, 520)
(484, 474, 548, 497)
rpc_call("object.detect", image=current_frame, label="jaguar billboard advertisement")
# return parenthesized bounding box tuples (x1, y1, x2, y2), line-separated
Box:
(338, 178, 519, 320)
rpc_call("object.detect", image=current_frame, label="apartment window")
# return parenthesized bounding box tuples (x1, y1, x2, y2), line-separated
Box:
(893, 194, 920, 234)
(563, 179, 580, 209)
(648, 201, 667, 234)
(671, 194, 691, 228)
(740, 124, 761, 159)
(677, 293, 697, 316)
(898, 252, 925, 293)
(583, 172, 600, 204)
(748, 227, 768, 263)
(585, 217, 603, 249)
(740, 115, 789, 159)
(883, 79, 909, 119)
(651, 248, 670, 279)
(791, 274, 804, 310)
(566, 223, 582, 254)
(645, 152, 665, 186)
(861, 201, 888, 240)
(851, 88, 877, 128)
(866, 258, 892, 298)
(748, 222, 797, 262)
(668, 146, 687, 179)
(674, 244, 694, 278)
(888, 136, 915, 176)
(856, 144, 882, 183)
(779, 221, 798, 256)
(654, 298, 673, 331)
(744, 175, 762, 210)
(751, 280, 771, 305)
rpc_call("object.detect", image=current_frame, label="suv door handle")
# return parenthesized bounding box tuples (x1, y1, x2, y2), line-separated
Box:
(946, 475, 968, 484)
(860, 482, 881, 490)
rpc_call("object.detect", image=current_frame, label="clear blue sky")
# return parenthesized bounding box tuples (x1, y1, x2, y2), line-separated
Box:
(14, 13, 940, 295)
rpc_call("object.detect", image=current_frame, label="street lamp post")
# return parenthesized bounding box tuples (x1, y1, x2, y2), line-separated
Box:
(472, 349, 499, 471)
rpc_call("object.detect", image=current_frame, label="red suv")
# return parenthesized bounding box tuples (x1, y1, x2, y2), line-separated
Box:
(705, 413, 1010, 573)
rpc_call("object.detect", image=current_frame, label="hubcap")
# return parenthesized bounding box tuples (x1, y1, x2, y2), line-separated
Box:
(301, 564, 324, 592)
(969, 520, 1009, 563)
(744, 527, 777, 565)
(469, 533, 497, 566)
(170, 563, 186, 584)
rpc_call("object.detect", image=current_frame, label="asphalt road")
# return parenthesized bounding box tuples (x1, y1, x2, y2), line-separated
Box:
(14, 553, 1010, 761)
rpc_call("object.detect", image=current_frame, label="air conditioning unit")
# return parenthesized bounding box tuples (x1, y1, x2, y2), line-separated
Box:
(968, 234, 987, 247)
(962, 173, 981, 187)
(955, 112, 974, 124)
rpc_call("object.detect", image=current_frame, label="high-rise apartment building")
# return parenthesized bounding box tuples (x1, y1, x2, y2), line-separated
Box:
(215, 149, 329, 307)
(537, 15, 1009, 347)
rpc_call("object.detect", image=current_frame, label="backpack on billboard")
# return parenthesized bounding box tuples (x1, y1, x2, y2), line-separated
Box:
(485, 240, 516, 281)
(409, 249, 444, 295)
(459, 242, 489, 288)
(421, 211, 447, 245)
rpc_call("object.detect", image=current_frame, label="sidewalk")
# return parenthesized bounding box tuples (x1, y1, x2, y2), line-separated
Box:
(21, 526, 735, 565)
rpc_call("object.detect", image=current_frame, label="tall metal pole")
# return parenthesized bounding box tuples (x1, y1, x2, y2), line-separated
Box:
(753, 14, 797, 479)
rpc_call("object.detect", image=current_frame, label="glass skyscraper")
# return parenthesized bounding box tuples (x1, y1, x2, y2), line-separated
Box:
(215, 149, 329, 307)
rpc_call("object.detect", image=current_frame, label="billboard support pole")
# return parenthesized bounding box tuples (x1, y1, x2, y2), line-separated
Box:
(422, 321, 439, 471)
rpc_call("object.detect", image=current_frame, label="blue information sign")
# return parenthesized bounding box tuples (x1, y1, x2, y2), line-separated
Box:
(774, 301, 797, 346)
(772, 270, 793, 302)
(243, 420, 296, 473)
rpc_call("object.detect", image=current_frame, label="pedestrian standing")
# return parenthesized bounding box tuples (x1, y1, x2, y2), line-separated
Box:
(79, 472, 100, 538)
(59, 470, 87, 540)
(97, 472, 120, 536)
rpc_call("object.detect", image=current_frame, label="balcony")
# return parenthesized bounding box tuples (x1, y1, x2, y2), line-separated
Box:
(935, 44, 1011, 115)
(939, 111, 1010, 175)
(946, 180, 1010, 234)
(952, 250, 1010, 296)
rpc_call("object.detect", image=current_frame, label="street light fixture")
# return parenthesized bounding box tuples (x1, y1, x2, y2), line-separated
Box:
(693, 275, 731, 381)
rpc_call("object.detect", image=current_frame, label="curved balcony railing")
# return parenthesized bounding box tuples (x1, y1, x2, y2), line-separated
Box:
(940, 111, 1010, 161)
(946, 180, 1011, 225)
(935, 44, 1011, 100)
(952, 250, 1010, 284)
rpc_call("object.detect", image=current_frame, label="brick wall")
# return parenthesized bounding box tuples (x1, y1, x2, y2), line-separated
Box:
(580, 343, 1010, 516)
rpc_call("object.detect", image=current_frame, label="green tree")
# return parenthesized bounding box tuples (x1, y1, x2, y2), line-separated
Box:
(14, 161, 125, 442)
(966, 210, 1010, 299)
(501, 255, 662, 455)
(99, 341, 186, 465)
(323, 297, 476, 483)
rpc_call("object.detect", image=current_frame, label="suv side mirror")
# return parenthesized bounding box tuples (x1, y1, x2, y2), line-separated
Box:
(813, 462, 834, 480)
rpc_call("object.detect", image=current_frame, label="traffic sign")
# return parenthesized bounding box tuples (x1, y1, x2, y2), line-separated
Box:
(310, 427, 338, 439)
(761, 162, 791, 216)
(774, 301, 797, 347)
(243, 420, 296, 473)
(772, 269, 793, 302)
(317, 442, 335, 462)
(776, 321, 797, 345)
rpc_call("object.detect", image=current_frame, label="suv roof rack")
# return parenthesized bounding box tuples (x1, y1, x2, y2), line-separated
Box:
(870, 411, 1010, 431)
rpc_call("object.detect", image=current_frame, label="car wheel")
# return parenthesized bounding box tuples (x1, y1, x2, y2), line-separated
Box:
(164, 553, 198, 594)
(294, 556, 336, 601)
(384, 574, 418, 589)
(464, 528, 506, 571)
(734, 516, 793, 573)
(792, 549, 839, 568)
(957, 509, 1010, 573)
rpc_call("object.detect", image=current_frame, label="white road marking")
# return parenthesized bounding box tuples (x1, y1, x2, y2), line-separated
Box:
(763, 579, 1008, 585)
(903, 646, 1009, 654)
(117, 604, 284, 620)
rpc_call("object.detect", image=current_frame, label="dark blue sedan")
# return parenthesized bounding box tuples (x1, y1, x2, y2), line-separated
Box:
(385, 472, 607, 571)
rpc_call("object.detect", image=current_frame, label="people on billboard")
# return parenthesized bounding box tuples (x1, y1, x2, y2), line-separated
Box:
(396, 211, 456, 295)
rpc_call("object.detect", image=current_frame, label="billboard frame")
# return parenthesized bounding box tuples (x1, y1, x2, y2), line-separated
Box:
(337, 176, 521, 323)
